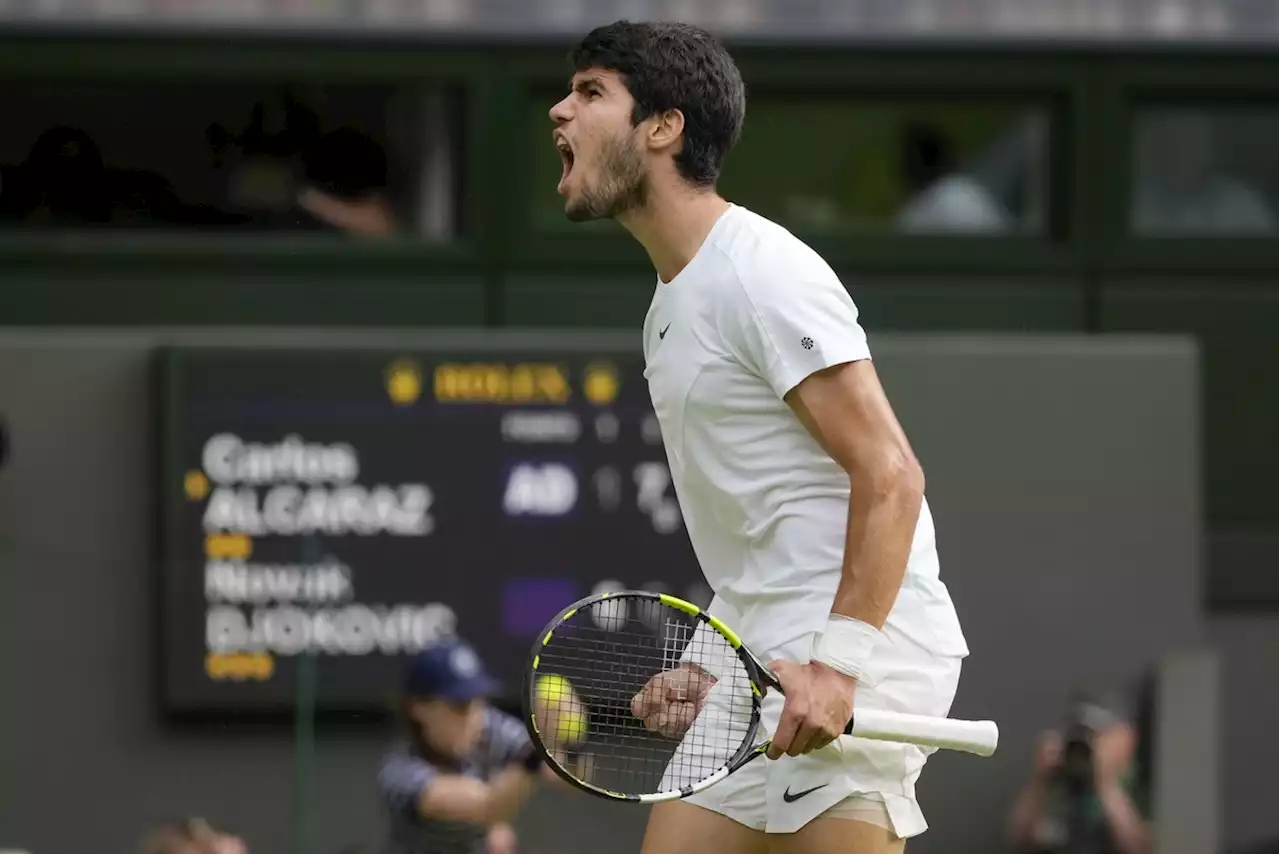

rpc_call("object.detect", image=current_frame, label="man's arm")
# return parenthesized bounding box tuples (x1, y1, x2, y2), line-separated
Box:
(416, 766, 537, 825)
(720, 265, 916, 759)
(1094, 724, 1152, 854)
(486, 821, 519, 854)
(1006, 775, 1054, 850)
(785, 359, 924, 631)
(1007, 732, 1064, 849)
(1096, 780, 1151, 854)
(379, 742, 543, 828)
(767, 359, 924, 758)
(724, 267, 919, 637)
(485, 706, 583, 794)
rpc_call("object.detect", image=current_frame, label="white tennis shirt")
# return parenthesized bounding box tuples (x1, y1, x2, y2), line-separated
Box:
(643, 204, 969, 661)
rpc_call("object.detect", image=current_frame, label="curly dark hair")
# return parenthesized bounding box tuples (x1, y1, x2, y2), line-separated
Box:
(569, 20, 746, 187)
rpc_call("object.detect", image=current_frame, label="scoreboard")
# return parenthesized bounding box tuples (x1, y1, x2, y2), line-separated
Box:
(157, 345, 708, 716)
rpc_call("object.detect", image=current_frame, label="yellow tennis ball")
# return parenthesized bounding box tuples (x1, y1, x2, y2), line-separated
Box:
(534, 674, 588, 745)
(534, 674, 571, 704)
(554, 709, 588, 745)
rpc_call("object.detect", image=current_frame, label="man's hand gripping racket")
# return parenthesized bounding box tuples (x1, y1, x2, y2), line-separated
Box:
(523, 591, 998, 803)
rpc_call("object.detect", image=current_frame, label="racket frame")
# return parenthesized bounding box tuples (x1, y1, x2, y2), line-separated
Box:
(522, 590, 775, 803)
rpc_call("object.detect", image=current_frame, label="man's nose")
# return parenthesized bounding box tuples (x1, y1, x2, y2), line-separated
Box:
(549, 95, 572, 125)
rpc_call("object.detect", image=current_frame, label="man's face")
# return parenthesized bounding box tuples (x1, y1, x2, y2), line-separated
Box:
(548, 68, 648, 222)
(411, 697, 487, 758)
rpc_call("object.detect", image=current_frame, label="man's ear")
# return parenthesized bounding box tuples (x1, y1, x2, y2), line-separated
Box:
(646, 108, 686, 152)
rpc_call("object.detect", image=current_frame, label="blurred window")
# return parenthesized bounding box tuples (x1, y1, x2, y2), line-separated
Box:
(720, 98, 1051, 238)
(1129, 105, 1277, 237)
(527, 95, 1051, 238)
(0, 81, 461, 240)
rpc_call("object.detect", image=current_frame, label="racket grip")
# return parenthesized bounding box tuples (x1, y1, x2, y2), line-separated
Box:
(846, 709, 999, 757)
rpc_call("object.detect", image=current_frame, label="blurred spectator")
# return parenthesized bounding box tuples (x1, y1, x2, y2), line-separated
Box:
(0, 124, 239, 228)
(296, 126, 400, 236)
(8, 126, 112, 226)
(1131, 109, 1274, 235)
(1006, 690, 1152, 854)
(0, 83, 437, 235)
(206, 95, 324, 228)
(140, 817, 248, 854)
(896, 121, 1013, 234)
(377, 637, 558, 854)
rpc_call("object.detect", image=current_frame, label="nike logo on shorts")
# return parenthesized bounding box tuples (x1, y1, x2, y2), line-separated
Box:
(782, 783, 828, 803)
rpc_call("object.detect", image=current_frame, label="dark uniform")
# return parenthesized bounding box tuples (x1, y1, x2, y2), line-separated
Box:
(377, 640, 536, 854)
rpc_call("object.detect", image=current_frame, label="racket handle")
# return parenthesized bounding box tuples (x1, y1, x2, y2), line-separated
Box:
(846, 709, 999, 757)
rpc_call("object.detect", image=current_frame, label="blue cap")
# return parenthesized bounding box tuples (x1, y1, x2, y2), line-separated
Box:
(404, 638, 500, 702)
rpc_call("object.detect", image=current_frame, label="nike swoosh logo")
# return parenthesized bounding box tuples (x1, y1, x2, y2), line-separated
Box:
(659, 323, 671, 340)
(782, 783, 828, 803)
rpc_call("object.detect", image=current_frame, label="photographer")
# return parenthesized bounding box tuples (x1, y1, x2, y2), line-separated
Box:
(1007, 695, 1151, 854)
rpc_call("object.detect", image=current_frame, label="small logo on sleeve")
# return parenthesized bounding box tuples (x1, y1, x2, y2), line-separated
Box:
(800, 336, 814, 350)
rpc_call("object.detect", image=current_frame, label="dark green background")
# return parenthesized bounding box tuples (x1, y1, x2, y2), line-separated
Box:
(0, 34, 1274, 609)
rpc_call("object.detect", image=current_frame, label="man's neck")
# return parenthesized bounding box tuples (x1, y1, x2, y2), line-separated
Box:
(618, 185, 731, 284)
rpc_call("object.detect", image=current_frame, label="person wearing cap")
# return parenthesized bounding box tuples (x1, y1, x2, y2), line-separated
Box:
(377, 638, 558, 854)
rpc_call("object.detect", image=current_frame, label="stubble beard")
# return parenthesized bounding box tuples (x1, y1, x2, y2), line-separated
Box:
(565, 130, 648, 223)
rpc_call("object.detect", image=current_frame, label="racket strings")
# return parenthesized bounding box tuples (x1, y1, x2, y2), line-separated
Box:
(532, 596, 757, 796)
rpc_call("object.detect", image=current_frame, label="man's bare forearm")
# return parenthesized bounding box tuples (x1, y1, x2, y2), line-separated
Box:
(483, 766, 538, 824)
(829, 464, 924, 628)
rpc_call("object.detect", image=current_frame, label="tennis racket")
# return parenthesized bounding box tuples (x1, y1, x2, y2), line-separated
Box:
(522, 590, 998, 803)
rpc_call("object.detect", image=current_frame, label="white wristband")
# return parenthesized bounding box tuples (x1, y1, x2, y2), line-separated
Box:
(811, 615, 883, 681)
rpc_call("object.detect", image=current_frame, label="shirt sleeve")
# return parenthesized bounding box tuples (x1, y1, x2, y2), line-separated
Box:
(481, 707, 534, 770)
(378, 752, 436, 815)
(727, 269, 871, 399)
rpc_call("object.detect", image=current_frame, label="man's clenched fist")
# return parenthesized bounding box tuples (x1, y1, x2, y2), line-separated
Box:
(631, 663, 717, 739)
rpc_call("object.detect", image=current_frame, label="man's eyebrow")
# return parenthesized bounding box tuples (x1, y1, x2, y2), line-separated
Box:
(570, 75, 607, 92)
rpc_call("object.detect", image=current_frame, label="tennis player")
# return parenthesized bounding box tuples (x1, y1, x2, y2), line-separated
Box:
(549, 21, 970, 854)
(377, 638, 561, 854)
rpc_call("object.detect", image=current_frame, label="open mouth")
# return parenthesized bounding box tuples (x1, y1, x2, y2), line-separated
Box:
(556, 137, 575, 191)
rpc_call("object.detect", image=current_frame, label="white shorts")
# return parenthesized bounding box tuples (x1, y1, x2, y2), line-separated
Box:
(673, 625, 964, 837)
